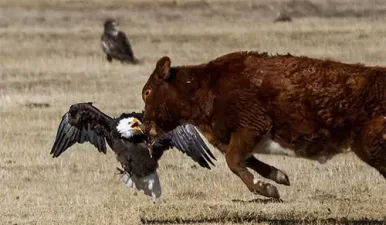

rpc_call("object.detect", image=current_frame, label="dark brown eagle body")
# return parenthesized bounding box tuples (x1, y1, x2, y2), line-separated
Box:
(101, 19, 138, 64)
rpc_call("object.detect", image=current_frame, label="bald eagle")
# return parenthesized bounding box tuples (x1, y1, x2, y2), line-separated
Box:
(101, 19, 139, 64)
(50, 102, 215, 198)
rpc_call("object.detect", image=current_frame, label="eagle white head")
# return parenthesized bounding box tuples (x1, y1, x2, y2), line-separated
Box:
(116, 117, 143, 138)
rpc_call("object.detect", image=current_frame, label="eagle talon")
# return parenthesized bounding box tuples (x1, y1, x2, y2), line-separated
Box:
(147, 140, 155, 158)
(115, 167, 125, 175)
(115, 167, 129, 180)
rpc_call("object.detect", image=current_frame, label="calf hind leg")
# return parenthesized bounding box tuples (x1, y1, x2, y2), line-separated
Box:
(352, 115, 386, 179)
(246, 156, 290, 186)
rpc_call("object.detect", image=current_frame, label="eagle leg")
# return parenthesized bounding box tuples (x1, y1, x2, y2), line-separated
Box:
(106, 54, 112, 62)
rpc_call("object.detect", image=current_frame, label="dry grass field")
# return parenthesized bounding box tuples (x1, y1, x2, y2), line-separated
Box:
(1, 0, 386, 224)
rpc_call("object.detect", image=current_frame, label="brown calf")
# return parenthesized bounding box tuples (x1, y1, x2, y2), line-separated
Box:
(140, 51, 386, 199)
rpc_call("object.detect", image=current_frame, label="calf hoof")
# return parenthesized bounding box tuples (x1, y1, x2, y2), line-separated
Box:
(253, 179, 280, 199)
(269, 170, 290, 186)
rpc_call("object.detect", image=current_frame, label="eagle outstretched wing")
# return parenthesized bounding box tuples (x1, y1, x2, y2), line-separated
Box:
(50, 103, 113, 158)
(162, 124, 217, 169)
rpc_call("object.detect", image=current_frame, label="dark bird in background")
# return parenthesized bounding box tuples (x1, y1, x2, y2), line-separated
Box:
(101, 18, 139, 64)
(50, 103, 215, 198)
(274, 12, 293, 23)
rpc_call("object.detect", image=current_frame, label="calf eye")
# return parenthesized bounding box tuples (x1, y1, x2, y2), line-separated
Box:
(143, 89, 151, 101)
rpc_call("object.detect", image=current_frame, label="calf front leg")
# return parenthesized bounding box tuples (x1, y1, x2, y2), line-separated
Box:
(246, 156, 290, 186)
(225, 131, 280, 199)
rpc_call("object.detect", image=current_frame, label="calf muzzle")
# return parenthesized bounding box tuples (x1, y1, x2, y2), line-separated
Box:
(140, 122, 158, 137)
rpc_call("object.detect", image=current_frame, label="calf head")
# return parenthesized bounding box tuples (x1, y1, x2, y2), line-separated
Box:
(141, 57, 193, 136)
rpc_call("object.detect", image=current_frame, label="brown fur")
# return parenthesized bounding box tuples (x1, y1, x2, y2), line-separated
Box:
(141, 51, 386, 199)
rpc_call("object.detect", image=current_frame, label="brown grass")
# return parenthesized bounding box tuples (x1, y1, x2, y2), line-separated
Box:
(1, 0, 386, 224)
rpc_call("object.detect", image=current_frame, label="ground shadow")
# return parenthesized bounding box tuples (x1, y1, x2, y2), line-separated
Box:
(231, 198, 284, 204)
(141, 217, 386, 225)
(141, 198, 385, 224)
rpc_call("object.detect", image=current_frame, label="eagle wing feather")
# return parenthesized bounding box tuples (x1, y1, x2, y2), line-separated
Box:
(168, 124, 216, 169)
(50, 103, 113, 158)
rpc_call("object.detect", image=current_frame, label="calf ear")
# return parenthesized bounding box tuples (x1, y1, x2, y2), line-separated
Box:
(156, 56, 171, 80)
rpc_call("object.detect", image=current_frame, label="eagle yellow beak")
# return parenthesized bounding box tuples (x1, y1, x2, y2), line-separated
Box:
(133, 126, 143, 133)
(131, 118, 143, 133)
